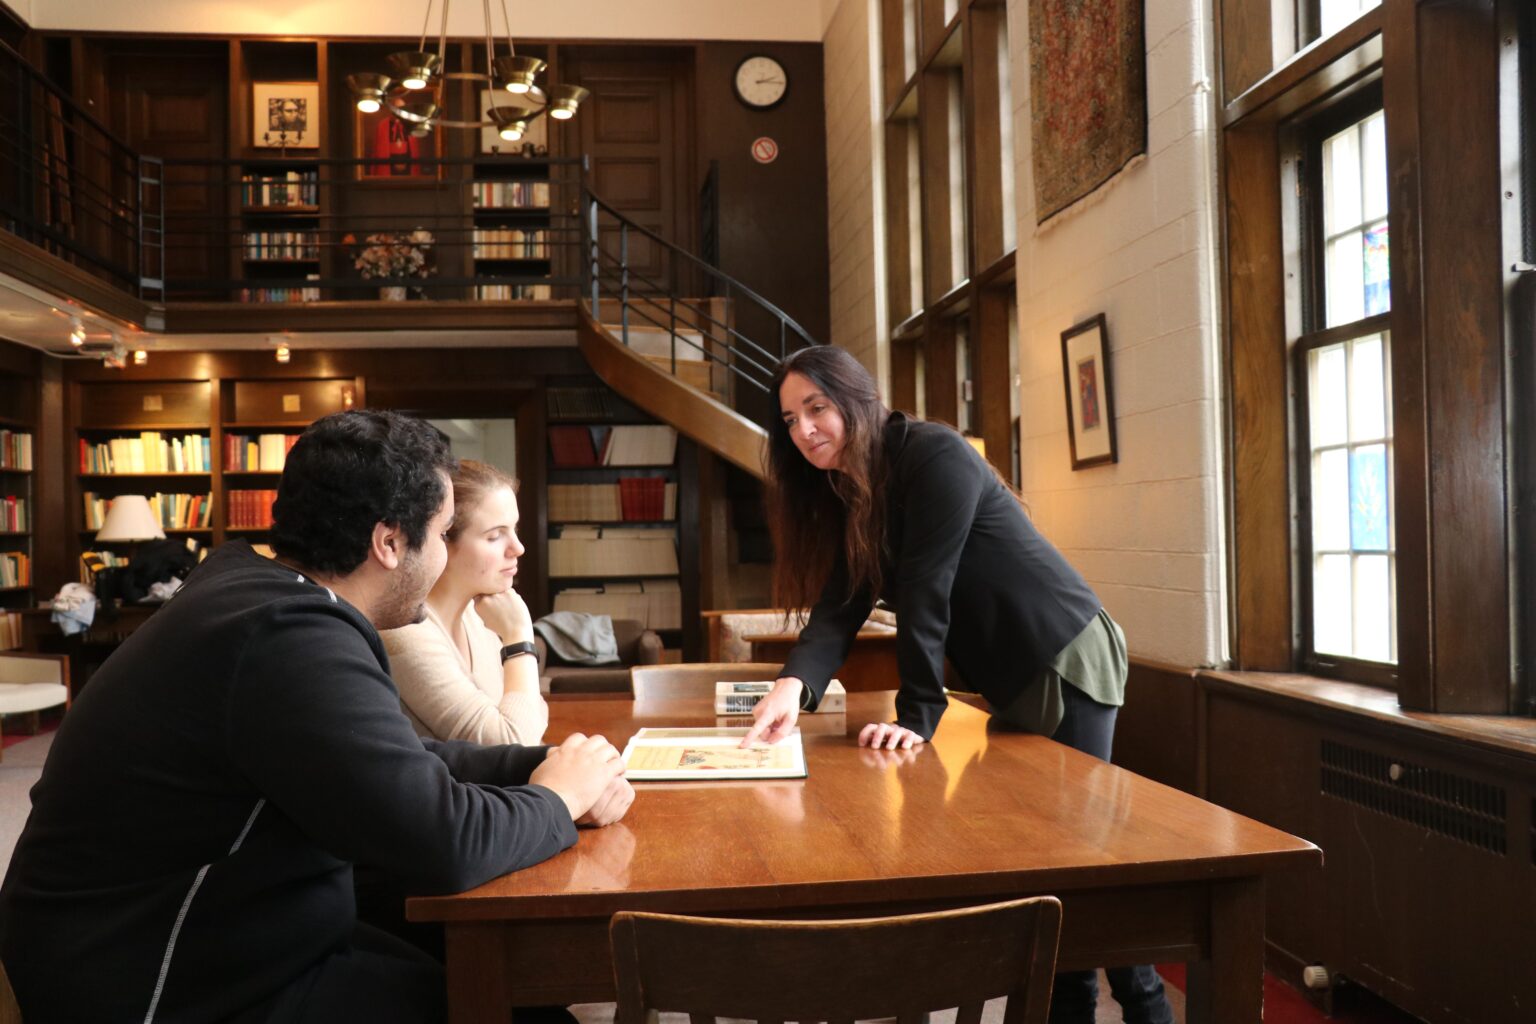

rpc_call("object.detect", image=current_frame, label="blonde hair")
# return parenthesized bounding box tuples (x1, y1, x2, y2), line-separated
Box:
(447, 459, 518, 542)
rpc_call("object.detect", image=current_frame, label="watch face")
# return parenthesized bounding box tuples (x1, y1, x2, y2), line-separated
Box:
(735, 55, 788, 109)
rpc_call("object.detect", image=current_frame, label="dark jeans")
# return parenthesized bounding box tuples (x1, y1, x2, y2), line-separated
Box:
(1046, 684, 1176, 1024)
(229, 921, 445, 1024)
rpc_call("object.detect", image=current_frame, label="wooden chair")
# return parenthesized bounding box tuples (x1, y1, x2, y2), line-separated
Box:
(630, 662, 784, 703)
(0, 652, 70, 763)
(0, 958, 23, 1024)
(610, 896, 1062, 1024)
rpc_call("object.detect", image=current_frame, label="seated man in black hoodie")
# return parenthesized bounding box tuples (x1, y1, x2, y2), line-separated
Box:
(0, 410, 632, 1024)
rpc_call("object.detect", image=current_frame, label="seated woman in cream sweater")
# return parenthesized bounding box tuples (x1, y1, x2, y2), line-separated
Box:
(383, 459, 548, 745)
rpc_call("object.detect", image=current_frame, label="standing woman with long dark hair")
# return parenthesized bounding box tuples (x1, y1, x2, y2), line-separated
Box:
(742, 344, 1173, 1024)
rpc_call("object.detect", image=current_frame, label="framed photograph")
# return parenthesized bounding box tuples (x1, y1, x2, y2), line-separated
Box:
(479, 90, 548, 156)
(252, 82, 319, 149)
(354, 106, 440, 181)
(1060, 314, 1118, 469)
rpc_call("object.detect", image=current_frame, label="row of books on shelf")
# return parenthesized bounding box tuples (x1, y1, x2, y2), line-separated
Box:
(79, 433, 212, 475)
(548, 526, 679, 577)
(243, 231, 319, 261)
(225, 434, 299, 472)
(547, 482, 677, 522)
(228, 489, 277, 529)
(474, 284, 553, 301)
(0, 551, 29, 588)
(553, 580, 681, 631)
(546, 387, 617, 419)
(472, 181, 551, 209)
(0, 430, 33, 470)
(241, 171, 319, 208)
(83, 492, 214, 531)
(471, 228, 549, 260)
(2, 495, 27, 532)
(0, 611, 23, 650)
(238, 282, 321, 303)
(549, 425, 677, 468)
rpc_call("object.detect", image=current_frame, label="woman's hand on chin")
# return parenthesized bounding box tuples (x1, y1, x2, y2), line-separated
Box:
(474, 586, 533, 644)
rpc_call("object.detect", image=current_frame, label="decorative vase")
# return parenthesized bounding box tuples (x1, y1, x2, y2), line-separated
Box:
(379, 284, 407, 301)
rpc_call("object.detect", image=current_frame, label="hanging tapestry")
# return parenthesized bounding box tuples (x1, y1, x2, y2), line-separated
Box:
(1029, 0, 1148, 226)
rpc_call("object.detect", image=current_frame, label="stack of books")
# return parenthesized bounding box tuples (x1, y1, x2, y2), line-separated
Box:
(0, 431, 32, 470)
(618, 478, 676, 521)
(227, 490, 278, 529)
(547, 525, 679, 577)
(79, 433, 211, 474)
(548, 484, 623, 522)
(471, 228, 549, 259)
(0, 610, 24, 649)
(0, 551, 30, 588)
(1, 495, 27, 532)
(553, 579, 682, 630)
(472, 180, 550, 208)
(240, 170, 319, 207)
(224, 434, 299, 472)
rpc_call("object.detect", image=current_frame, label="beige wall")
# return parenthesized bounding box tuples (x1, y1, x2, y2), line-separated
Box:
(822, 0, 888, 388)
(28, 0, 826, 39)
(1009, 0, 1225, 668)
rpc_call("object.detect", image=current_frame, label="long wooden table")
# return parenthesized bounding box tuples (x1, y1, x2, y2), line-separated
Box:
(408, 692, 1320, 1023)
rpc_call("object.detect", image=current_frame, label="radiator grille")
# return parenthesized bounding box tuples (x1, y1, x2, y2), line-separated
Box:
(1320, 740, 1506, 855)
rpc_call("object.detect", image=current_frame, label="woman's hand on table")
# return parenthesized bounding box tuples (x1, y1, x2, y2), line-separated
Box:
(741, 678, 804, 747)
(858, 722, 925, 750)
(475, 587, 533, 643)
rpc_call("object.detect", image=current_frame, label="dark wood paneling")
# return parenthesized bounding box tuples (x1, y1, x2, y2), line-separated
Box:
(1220, 0, 1285, 103)
(1224, 123, 1292, 670)
(108, 44, 227, 294)
(76, 379, 211, 427)
(228, 378, 354, 424)
(922, 317, 958, 427)
(1115, 660, 1200, 795)
(1382, 0, 1508, 712)
(973, 285, 1014, 480)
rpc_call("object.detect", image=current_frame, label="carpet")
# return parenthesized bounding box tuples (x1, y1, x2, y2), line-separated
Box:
(1029, 0, 1148, 226)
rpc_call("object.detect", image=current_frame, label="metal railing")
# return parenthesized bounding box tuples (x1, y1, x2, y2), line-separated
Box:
(580, 189, 819, 395)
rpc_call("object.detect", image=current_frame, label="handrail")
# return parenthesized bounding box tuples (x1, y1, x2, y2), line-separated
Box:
(581, 186, 820, 397)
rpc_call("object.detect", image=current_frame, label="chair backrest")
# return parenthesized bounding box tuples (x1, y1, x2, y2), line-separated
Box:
(610, 896, 1062, 1024)
(630, 662, 785, 703)
(0, 958, 23, 1024)
(0, 653, 68, 688)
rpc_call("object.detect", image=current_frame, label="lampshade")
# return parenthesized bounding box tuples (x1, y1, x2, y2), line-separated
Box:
(96, 495, 167, 543)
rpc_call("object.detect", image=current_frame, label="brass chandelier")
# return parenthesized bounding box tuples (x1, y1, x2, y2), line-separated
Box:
(345, 0, 589, 142)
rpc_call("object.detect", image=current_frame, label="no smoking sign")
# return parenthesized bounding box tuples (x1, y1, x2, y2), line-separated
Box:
(751, 137, 779, 164)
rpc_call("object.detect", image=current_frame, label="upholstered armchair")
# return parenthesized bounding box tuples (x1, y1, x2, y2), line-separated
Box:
(0, 652, 71, 762)
(535, 618, 664, 696)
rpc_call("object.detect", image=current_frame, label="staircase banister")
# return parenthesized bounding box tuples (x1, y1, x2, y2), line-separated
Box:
(584, 190, 820, 350)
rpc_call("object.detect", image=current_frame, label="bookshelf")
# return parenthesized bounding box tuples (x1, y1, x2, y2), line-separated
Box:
(0, 370, 35, 619)
(543, 383, 683, 636)
(470, 159, 556, 301)
(67, 375, 365, 568)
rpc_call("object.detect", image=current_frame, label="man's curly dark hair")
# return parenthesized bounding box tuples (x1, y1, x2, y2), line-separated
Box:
(270, 410, 458, 576)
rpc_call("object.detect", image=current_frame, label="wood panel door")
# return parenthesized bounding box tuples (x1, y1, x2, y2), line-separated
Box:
(562, 52, 694, 294)
(110, 52, 227, 296)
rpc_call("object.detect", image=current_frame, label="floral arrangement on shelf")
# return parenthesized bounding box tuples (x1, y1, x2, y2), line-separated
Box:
(344, 229, 437, 281)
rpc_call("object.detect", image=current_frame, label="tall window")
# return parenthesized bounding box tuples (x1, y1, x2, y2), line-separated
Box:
(1298, 104, 1395, 676)
(1311, 0, 1382, 41)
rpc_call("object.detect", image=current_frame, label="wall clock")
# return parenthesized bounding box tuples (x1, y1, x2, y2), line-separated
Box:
(734, 54, 788, 110)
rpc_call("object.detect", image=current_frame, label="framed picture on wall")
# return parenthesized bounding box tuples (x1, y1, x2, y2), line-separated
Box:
(1060, 314, 1118, 470)
(478, 91, 548, 156)
(354, 106, 440, 181)
(252, 82, 320, 149)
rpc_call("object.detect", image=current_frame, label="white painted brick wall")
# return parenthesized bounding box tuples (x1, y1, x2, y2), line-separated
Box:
(822, 0, 889, 388)
(1008, 0, 1226, 668)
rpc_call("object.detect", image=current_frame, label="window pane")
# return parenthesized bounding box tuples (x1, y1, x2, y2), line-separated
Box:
(1349, 335, 1385, 440)
(1320, 0, 1381, 38)
(1349, 444, 1389, 551)
(1361, 113, 1387, 221)
(1327, 231, 1365, 326)
(1324, 127, 1361, 231)
(1353, 555, 1394, 663)
(1310, 344, 1348, 446)
(1363, 222, 1390, 316)
(1314, 554, 1354, 656)
(1314, 448, 1350, 552)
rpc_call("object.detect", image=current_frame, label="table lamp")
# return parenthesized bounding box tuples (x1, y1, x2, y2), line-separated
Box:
(95, 495, 167, 548)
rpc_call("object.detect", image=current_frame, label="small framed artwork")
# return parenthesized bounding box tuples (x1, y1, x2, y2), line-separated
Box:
(1060, 314, 1118, 469)
(252, 82, 320, 149)
(478, 90, 548, 156)
(354, 106, 440, 181)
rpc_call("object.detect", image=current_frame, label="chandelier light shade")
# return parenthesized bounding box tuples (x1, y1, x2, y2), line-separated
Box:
(351, 0, 588, 136)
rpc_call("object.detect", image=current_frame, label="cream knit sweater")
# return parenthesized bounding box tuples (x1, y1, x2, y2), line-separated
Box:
(382, 603, 548, 746)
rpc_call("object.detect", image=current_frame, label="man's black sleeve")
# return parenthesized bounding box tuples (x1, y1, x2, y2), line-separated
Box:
(226, 600, 577, 894)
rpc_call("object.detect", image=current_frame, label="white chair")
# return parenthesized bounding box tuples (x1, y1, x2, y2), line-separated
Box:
(0, 652, 70, 762)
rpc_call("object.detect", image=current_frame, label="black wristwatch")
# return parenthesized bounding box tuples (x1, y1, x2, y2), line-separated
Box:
(500, 640, 537, 664)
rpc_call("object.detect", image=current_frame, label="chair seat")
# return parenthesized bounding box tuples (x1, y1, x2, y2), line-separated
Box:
(0, 682, 70, 715)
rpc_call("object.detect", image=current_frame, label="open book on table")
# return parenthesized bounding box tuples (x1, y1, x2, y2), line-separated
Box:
(620, 727, 807, 781)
